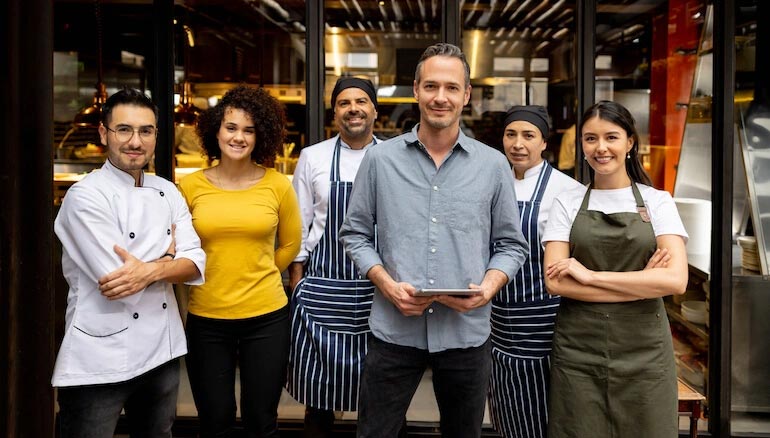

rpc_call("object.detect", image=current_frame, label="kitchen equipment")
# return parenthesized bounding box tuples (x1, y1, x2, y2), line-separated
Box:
(674, 198, 712, 256)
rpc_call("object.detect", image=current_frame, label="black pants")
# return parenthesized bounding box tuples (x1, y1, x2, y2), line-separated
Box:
(357, 336, 492, 438)
(186, 307, 290, 438)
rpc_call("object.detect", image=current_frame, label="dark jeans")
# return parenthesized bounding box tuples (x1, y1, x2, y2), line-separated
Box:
(304, 407, 408, 438)
(357, 336, 492, 438)
(57, 358, 180, 438)
(186, 306, 290, 438)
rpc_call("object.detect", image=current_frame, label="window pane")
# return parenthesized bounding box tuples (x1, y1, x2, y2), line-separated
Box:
(461, 1, 578, 173)
(323, 0, 443, 141)
(170, 1, 307, 176)
(731, 0, 770, 432)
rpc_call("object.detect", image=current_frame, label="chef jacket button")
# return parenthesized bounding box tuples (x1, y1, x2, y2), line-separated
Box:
(427, 308, 434, 314)
(430, 248, 437, 253)
(159, 191, 165, 197)
(167, 229, 171, 235)
(133, 312, 139, 319)
(129, 232, 135, 239)
(162, 303, 167, 309)
(431, 217, 437, 223)
(433, 185, 439, 191)
(428, 279, 435, 285)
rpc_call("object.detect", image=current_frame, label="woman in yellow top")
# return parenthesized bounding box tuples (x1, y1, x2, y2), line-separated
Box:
(178, 84, 301, 437)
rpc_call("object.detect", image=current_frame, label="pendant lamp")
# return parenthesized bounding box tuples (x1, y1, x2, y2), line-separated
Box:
(174, 81, 202, 126)
(73, 0, 107, 128)
(174, 24, 201, 126)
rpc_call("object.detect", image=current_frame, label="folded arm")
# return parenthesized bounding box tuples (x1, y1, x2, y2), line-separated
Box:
(99, 244, 199, 300)
(544, 234, 688, 302)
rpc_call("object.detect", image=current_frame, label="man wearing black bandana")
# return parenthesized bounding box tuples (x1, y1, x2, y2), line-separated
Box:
(287, 77, 393, 437)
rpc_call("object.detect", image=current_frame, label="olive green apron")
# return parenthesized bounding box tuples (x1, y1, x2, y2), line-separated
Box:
(547, 183, 678, 438)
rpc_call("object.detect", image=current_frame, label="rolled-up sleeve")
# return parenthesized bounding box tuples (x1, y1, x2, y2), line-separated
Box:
(339, 151, 383, 276)
(487, 162, 529, 282)
(291, 149, 315, 263)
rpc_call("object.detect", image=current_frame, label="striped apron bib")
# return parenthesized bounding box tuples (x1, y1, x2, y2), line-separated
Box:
(287, 138, 375, 411)
(489, 162, 557, 438)
(547, 183, 678, 438)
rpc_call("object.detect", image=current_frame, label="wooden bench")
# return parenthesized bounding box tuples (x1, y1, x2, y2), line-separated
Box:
(678, 378, 706, 438)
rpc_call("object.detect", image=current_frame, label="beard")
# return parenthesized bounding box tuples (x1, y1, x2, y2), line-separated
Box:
(339, 114, 373, 140)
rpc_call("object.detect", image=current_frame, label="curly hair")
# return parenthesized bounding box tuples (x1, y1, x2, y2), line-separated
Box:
(196, 84, 286, 165)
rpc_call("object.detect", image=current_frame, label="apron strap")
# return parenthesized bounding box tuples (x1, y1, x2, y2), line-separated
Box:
(329, 136, 342, 182)
(531, 162, 553, 203)
(578, 183, 593, 212)
(631, 182, 651, 222)
(578, 182, 649, 219)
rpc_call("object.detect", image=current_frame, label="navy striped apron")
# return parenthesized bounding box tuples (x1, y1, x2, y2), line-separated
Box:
(287, 138, 375, 411)
(489, 162, 557, 438)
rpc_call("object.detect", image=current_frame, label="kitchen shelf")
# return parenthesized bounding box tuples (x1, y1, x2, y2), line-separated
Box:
(666, 301, 709, 341)
(676, 357, 707, 395)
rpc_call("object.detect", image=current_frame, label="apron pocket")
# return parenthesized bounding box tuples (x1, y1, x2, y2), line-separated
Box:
(608, 312, 666, 378)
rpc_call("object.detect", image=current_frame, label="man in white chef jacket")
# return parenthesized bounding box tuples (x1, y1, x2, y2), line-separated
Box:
(53, 88, 206, 438)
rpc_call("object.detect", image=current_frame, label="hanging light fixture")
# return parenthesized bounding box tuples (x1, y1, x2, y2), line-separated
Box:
(174, 81, 202, 126)
(174, 24, 201, 126)
(73, 0, 108, 128)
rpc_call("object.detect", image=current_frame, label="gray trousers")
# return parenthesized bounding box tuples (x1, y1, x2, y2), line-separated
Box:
(57, 358, 180, 438)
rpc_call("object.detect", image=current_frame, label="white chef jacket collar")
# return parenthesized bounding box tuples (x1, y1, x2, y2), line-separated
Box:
(338, 134, 377, 150)
(103, 158, 145, 187)
(521, 160, 545, 179)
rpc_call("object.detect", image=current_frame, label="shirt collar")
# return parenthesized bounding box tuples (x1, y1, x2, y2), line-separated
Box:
(403, 123, 473, 153)
(103, 158, 144, 187)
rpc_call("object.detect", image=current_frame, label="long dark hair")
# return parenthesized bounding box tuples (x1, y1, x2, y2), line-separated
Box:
(580, 100, 652, 186)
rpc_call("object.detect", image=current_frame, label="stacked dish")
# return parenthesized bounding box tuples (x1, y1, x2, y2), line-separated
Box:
(737, 236, 760, 272)
(681, 300, 708, 325)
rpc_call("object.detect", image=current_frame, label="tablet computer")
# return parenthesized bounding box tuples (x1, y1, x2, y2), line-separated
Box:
(414, 288, 482, 296)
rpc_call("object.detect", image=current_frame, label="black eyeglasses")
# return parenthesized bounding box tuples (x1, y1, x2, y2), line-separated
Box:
(105, 125, 158, 142)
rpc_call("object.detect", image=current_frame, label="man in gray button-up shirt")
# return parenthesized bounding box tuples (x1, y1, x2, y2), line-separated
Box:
(339, 43, 528, 438)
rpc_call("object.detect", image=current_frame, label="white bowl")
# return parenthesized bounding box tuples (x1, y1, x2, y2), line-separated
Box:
(681, 300, 708, 325)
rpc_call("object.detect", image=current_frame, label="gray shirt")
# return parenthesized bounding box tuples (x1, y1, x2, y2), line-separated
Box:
(339, 124, 529, 352)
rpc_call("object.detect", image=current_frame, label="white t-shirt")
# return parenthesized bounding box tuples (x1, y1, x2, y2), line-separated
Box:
(292, 135, 377, 262)
(513, 161, 584, 240)
(542, 183, 689, 244)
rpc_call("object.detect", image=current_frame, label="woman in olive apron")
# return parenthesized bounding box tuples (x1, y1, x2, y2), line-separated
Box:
(488, 105, 582, 438)
(541, 101, 689, 438)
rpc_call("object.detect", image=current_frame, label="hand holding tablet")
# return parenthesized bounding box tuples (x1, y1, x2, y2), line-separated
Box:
(413, 288, 483, 296)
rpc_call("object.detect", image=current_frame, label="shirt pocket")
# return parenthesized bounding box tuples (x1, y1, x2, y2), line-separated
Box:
(445, 192, 488, 233)
(69, 312, 129, 374)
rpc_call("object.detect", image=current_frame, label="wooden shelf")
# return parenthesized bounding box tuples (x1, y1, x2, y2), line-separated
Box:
(666, 301, 709, 341)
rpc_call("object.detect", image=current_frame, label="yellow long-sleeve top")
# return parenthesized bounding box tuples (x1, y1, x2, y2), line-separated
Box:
(178, 167, 301, 319)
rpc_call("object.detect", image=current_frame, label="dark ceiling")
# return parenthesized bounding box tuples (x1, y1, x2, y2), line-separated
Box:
(55, 0, 677, 57)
